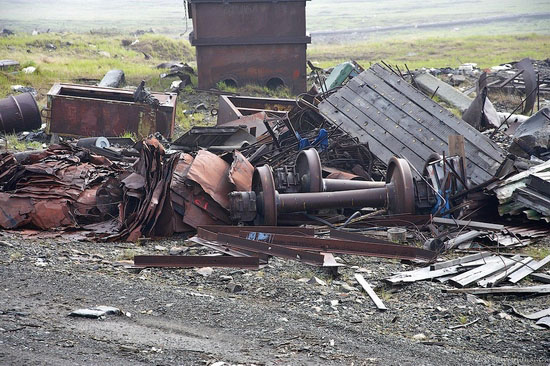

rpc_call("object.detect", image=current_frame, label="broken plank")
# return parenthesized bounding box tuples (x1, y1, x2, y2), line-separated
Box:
(443, 285, 550, 295)
(477, 257, 533, 288)
(431, 252, 491, 271)
(449, 255, 519, 287)
(508, 255, 550, 284)
(387, 265, 462, 284)
(530, 273, 550, 284)
(355, 273, 387, 310)
(433, 217, 504, 231)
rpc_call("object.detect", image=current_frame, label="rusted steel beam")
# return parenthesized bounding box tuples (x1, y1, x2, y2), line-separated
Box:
(134, 255, 259, 269)
(197, 227, 327, 266)
(243, 231, 437, 262)
(198, 225, 315, 236)
(216, 233, 328, 266)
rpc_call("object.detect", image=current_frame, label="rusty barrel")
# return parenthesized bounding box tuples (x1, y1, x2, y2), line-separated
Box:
(0, 93, 42, 133)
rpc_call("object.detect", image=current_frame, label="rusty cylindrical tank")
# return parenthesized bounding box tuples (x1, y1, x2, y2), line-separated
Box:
(0, 93, 42, 133)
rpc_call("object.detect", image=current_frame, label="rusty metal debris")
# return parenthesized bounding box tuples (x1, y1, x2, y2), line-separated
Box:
(187, 0, 310, 93)
(0, 92, 42, 133)
(133, 255, 260, 269)
(44, 83, 177, 139)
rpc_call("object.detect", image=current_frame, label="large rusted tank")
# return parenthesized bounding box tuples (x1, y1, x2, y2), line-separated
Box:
(187, 0, 310, 94)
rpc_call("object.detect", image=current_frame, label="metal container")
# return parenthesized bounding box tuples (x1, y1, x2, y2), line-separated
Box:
(0, 92, 42, 133)
(44, 83, 176, 138)
(188, 0, 310, 94)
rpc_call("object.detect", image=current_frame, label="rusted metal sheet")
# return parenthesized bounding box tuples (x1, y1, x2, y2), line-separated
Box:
(133, 255, 260, 269)
(229, 150, 254, 191)
(45, 83, 176, 138)
(0, 92, 41, 133)
(0, 144, 120, 230)
(217, 95, 295, 125)
(516, 58, 537, 115)
(105, 138, 178, 241)
(186, 150, 233, 209)
(188, 0, 310, 93)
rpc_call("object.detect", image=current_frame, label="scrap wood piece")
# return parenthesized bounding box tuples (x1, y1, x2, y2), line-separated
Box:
(449, 318, 480, 330)
(530, 273, 550, 284)
(133, 255, 260, 269)
(318, 63, 505, 186)
(431, 252, 491, 271)
(432, 217, 504, 231)
(508, 255, 550, 284)
(355, 273, 387, 310)
(443, 285, 550, 295)
(449, 255, 520, 287)
(386, 265, 463, 284)
(477, 257, 533, 288)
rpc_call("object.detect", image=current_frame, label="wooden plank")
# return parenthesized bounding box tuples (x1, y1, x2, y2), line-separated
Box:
(356, 71, 500, 169)
(355, 71, 498, 180)
(530, 273, 550, 284)
(477, 257, 533, 287)
(386, 265, 462, 283)
(355, 273, 387, 310)
(431, 252, 490, 270)
(369, 64, 504, 161)
(508, 255, 550, 284)
(324, 74, 494, 183)
(443, 285, 550, 295)
(449, 255, 518, 287)
(432, 217, 504, 231)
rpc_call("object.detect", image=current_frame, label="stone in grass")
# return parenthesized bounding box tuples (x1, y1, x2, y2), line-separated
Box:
(69, 306, 121, 319)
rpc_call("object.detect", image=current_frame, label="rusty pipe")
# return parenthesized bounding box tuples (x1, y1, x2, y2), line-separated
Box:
(277, 187, 388, 213)
(0, 93, 42, 133)
(322, 179, 385, 191)
(295, 148, 385, 193)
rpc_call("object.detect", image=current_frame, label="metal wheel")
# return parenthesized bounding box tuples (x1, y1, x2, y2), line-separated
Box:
(386, 157, 415, 214)
(252, 165, 278, 225)
(295, 148, 323, 193)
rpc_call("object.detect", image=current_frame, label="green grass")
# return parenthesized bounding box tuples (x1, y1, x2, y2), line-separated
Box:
(0, 33, 194, 106)
(2, 134, 43, 151)
(308, 33, 550, 70)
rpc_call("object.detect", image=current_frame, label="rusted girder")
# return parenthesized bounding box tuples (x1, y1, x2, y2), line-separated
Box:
(197, 227, 335, 267)
(243, 231, 437, 262)
(133, 255, 260, 269)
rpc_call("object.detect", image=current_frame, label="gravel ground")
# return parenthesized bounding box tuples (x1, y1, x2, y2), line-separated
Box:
(0, 233, 549, 366)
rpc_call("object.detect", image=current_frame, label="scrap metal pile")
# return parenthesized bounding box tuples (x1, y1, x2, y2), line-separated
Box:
(1, 61, 550, 299)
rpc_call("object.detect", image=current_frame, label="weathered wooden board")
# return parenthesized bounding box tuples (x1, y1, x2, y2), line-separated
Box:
(319, 64, 506, 185)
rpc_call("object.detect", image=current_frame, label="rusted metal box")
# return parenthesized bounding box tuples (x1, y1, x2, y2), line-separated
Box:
(45, 83, 177, 138)
(187, 0, 311, 94)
